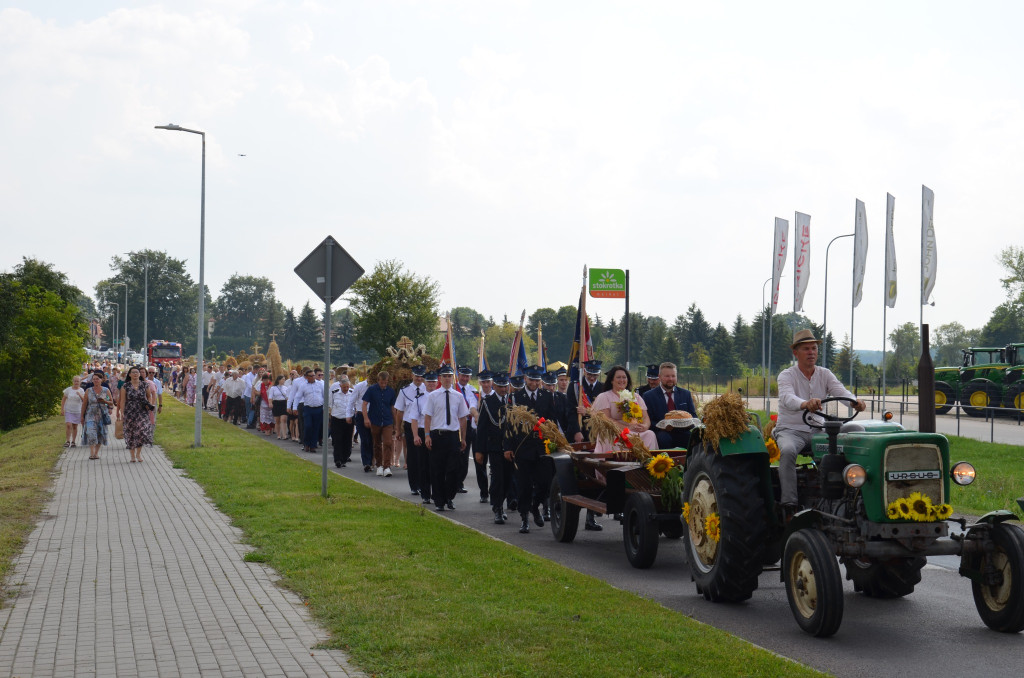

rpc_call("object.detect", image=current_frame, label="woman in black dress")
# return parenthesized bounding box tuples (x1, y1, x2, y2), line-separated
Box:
(118, 366, 156, 462)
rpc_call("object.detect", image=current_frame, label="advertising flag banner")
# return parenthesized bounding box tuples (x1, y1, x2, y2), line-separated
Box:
(885, 193, 897, 308)
(771, 218, 789, 313)
(589, 268, 626, 298)
(853, 199, 869, 307)
(921, 185, 937, 304)
(793, 212, 811, 312)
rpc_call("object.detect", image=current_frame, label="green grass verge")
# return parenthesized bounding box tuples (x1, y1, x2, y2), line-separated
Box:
(948, 436, 1024, 516)
(157, 400, 822, 678)
(0, 417, 66, 600)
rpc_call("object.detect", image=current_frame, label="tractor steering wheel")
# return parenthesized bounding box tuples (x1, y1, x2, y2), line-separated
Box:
(801, 396, 860, 430)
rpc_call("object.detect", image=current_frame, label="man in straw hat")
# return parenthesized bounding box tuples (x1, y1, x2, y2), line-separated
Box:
(776, 329, 866, 511)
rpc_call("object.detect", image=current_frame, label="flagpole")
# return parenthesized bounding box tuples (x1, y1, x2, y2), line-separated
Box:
(537, 321, 544, 368)
(578, 266, 588, 428)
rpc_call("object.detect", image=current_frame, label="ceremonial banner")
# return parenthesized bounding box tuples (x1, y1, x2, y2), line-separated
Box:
(921, 185, 937, 304)
(793, 212, 811, 312)
(537, 323, 547, 370)
(885, 193, 897, 308)
(507, 310, 528, 377)
(771, 218, 789, 313)
(477, 332, 487, 372)
(439, 314, 456, 368)
(853, 199, 868, 307)
(567, 289, 594, 385)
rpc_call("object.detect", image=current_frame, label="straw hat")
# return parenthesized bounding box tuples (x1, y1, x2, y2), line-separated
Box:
(791, 329, 823, 349)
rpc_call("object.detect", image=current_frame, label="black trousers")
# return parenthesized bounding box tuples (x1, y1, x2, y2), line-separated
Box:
(331, 417, 354, 465)
(226, 396, 244, 424)
(201, 385, 209, 408)
(429, 430, 461, 507)
(403, 422, 426, 494)
(488, 450, 514, 512)
(514, 455, 547, 519)
(458, 427, 476, 487)
(473, 445, 490, 499)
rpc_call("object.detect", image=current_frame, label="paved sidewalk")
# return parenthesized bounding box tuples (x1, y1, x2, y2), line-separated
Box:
(0, 437, 364, 678)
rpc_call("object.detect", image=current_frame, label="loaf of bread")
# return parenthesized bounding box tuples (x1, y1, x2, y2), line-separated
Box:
(664, 410, 692, 420)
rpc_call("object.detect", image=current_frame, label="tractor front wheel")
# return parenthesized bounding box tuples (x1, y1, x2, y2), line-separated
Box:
(841, 556, 925, 598)
(784, 529, 844, 637)
(934, 381, 954, 415)
(970, 522, 1024, 633)
(623, 492, 659, 569)
(682, 442, 768, 602)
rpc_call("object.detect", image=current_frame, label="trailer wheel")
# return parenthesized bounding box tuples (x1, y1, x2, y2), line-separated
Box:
(785, 529, 844, 637)
(970, 522, 1024, 633)
(682, 442, 768, 602)
(549, 476, 580, 543)
(841, 556, 925, 598)
(623, 493, 659, 569)
(934, 381, 954, 415)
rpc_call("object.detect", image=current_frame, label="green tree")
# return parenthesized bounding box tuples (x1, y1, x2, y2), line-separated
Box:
(731, 314, 755, 367)
(450, 306, 490, 367)
(997, 245, 1024, 301)
(0, 264, 87, 429)
(213, 275, 278, 339)
(979, 246, 1024, 346)
(281, 308, 298, 358)
(330, 307, 378, 365)
(688, 343, 711, 375)
(832, 334, 861, 387)
(709, 323, 742, 378)
(682, 304, 712, 356)
(527, 306, 577, 364)
(294, 302, 323, 360)
(887, 322, 921, 381)
(483, 321, 535, 372)
(347, 260, 440, 356)
(933, 321, 981, 366)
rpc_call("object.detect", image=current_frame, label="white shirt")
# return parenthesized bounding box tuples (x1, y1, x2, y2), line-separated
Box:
(224, 377, 246, 398)
(456, 384, 479, 429)
(395, 382, 427, 425)
(293, 378, 325, 407)
(330, 386, 357, 419)
(350, 380, 369, 412)
(242, 371, 256, 397)
(201, 370, 214, 387)
(270, 384, 289, 401)
(63, 386, 85, 412)
(423, 386, 469, 432)
(776, 364, 857, 432)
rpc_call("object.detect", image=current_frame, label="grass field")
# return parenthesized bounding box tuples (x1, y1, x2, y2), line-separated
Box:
(948, 435, 1024, 516)
(155, 399, 823, 678)
(0, 417, 66, 599)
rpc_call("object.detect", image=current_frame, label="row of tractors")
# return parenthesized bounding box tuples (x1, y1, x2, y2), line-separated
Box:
(934, 342, 1024, 415)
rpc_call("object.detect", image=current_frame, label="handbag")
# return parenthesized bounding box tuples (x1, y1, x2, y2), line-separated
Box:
(114, 419, 124, 440)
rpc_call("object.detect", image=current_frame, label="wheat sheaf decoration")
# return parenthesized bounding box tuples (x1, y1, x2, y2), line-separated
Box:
(701, 392, 750, 450)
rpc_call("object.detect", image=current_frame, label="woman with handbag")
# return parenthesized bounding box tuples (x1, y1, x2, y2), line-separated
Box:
(118, 366, 156, 463)
(81, 370, 114, 460)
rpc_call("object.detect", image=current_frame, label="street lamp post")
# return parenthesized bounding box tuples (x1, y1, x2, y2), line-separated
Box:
(823, 233, 855, 370)
(109, 302, 119, 358)
(155, 123, 206, 448)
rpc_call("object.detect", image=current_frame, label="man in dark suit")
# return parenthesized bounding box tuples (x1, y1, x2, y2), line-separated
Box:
(636, 364, 661, 397)
(565, 360, 606, 444)
(503, 365, 558, 534)
(477, 372, 513, 524)
(643, 362, 698, 449)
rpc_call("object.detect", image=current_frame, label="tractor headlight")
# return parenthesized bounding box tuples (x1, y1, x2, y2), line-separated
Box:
(843, 464, 867, 488)
(951, 461, 976, 486)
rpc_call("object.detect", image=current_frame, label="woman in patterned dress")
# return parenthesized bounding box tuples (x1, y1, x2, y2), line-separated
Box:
(185, 367, 197, 406)
(81, 371, 114, 460)
(118, 366, 156, 462)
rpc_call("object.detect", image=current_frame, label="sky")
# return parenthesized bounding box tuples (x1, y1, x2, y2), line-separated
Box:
(3, 1, 1022, 354)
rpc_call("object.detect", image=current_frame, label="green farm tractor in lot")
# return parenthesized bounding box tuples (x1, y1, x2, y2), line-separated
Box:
(682, 397, 1024, 637)
(934, 343, 1024, 416)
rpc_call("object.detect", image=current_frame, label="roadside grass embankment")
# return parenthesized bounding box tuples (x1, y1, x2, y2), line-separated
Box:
(0, 417, 65, 601)
(157, 399, 823, 678)
(948, 436, 1024, 516)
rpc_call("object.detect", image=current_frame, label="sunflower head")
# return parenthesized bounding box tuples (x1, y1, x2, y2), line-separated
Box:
(907, 491, 933, 521)
(646, 453, 675, 479)
(682, 502, 690, 522)
(895, 497, 913, 520)
(935, 503, 953, 520)
(886, 502, 900, 520)
(704, 513, 721, 542)
(765, 438, 780, 464)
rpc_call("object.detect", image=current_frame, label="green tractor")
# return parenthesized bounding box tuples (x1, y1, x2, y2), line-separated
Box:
(682, 397, 1024, 637)
(1002, 343, 1024, 413)
(934, 346, 1006, 416)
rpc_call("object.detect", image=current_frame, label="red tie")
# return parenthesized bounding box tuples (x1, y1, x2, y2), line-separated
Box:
(666, 390, 674, 410)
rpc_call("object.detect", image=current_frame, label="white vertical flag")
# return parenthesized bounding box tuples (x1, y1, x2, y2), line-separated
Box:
(921, 185, 937, 304)
(793, 212, 811, 312)
(771, 217, 789, 313)
(885, 193, 897, 308)
(852, 199, 868, 307)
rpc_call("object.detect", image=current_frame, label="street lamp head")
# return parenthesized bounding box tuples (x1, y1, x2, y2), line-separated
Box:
(155, 124, 183, 130)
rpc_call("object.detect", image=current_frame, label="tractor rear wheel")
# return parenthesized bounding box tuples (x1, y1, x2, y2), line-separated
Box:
(682, 442, 768, 602)
(549, 476, 581, 543)
(970, 522, 1024, 633)
(934, 381, 954, 415)
(1004, 383, 1024, 413)
(841, 556, 925, 598)
(962, 381, 995, 417)
(623, 492, 659, 569)
(784, 529, 844, 637)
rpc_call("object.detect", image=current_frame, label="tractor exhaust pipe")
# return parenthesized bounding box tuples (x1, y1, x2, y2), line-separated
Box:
(918, 323, 936, 433)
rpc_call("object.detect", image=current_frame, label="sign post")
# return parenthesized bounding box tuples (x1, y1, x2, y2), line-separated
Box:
(588, 267, 630, 368)
(295, 237, 364, 498)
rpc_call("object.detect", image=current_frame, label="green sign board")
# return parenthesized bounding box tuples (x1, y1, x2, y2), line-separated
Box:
(589, 268, 626, 299)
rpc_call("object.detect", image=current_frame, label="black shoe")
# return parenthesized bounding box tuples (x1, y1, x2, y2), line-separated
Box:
(422, 497, 432, 504)
(363, 465, 372, 472)
(544, 508, 551, 522)
(501, 511, 508, 521)
(339, 463, 347, 468)
(446, 501, 456, 510)
(519, 520, 530, 534)
(532, 507, 544, 527)
(335, 463, 341, 468)
(457, 487, 468, 494)
(508, 500, 519, 512)
(494, 512, 505, 525)
(411, 490, 420, 496)
(435, 505, 446, 512)
(479, 497, 489, 503)
(585, 517, 603, 531)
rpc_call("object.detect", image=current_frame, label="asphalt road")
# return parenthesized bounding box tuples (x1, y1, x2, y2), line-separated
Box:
(234, 418, 1024, 678)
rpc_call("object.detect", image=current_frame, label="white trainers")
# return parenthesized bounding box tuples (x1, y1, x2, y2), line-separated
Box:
(376, 467, 384, 476)
(383, 467, 393, 477)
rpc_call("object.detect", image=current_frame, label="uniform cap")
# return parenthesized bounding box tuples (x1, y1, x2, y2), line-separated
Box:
(492, 372, 510, 386)
(645, 364, 660, 379)
(457, 365, 473, 375)
(424, 371, 439, 382)
(541, 371, 556, 385)
(411, 365, 426, 377)
(478, 369, 494, 381)
(583, 360, 603, 374)
(438, 364, 456, 376)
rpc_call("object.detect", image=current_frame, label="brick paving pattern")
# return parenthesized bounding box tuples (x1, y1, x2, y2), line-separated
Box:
(0, 437, 364, 678)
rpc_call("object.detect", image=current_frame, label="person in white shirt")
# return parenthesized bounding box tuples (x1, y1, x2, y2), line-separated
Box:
(329, 376, 356, 466)
(270, 375, 290, 440)
(469, 370, 495, 503)
(423, 365, 469, 511)
(223, 370, 246, 424)
(395, 366, 428, 496)
(286, 369, 301, 441)
(201, 365, 214, 409)
(242, 365, 258, 428)
(293, 369, 325, 453)
(776, 329, 865, 509)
